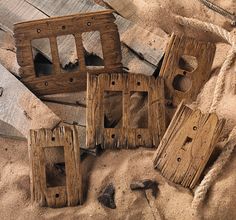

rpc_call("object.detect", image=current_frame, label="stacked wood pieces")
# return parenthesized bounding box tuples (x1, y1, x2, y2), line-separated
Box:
(86, 73, 166, 149)
(160, 34, 216, 125)
(14, 10, 123, 95)
(153, 102, 225, 189)
(29, 126, 83, 207)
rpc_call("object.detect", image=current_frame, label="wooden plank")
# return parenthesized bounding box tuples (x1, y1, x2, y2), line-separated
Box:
(86, 72, 166, 149)
(0, 0, 165, 77)
(14, 10, 123, 95)
(29, 126, 83, 207)
(0, 64, 61, 138)
(160, 34, 216, 124)
(153, 102, 225, 189)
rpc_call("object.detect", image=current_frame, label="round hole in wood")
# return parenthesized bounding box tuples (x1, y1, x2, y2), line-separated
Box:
(69, 78, 74, 82)
(137, 134, 142, 139)
(177, 157, 181, 162)
(37, 29, 41, 33)
(193, 126, 197, 130)
(111, 134, 115, 138)
(172, 74, 192, 92)
(62, 25, 66, 30)
(51, 137, 55, 141)
(45, 81, 48, 86)
(179, 55, 198, 72)
(55, 193, 60, 198)
(87, 22, 91, 26)
(111, 81, 115, 85)
(137, 82, 141, 86)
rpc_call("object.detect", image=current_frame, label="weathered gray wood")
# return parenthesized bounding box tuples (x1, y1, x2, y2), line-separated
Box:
(0, 64, 61, 137)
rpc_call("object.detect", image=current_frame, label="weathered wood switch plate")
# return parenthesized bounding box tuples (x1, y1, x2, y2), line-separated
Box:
(14, 10, 122, 95)
(160, 34, 216, 124)
(86, 73, 166, 149)
(29, 126, 83, 207)
(153, 102, 225, 189)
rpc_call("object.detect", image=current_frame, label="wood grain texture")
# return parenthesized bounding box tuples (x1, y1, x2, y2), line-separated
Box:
(14, 10, 123, 95)
(29, 126, 83, 207)
(160, 34, 216, 124)
(0, 64, 60, 138)
(153, 102, 225, 189)
(86, 73, 166, 149)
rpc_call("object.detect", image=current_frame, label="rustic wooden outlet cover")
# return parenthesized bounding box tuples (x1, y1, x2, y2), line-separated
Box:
(14, 10, 123, 96)
(153, 102, 225, 189)
(86, 73, 166, 149)
(29, 126, 83, 208)
(160, 34, 216, 124)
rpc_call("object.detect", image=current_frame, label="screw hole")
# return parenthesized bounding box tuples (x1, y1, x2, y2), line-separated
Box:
(193, 126, 197, 130)
(177, 157, 181, 162)
(111, 134, 115, 139)
(111, 81, 115, 85)
(62, 25, 66, 30)
(37, 29, 41, 33)
(55, 193, 60, 198)
(137, 82, 141, 86)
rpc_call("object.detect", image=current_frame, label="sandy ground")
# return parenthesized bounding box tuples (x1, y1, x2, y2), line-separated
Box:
(0, 0, 236, 219)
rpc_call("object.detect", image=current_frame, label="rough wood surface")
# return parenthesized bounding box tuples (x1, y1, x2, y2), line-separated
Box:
(1, 0, 166, 77)
(0, 64, 60, 138)
(14, 10, 123, 95)
(160, 34, 216, 124)
(153, 102, 225, 189)
(29, 126, 83, 207)
(86, 73, 166, 149)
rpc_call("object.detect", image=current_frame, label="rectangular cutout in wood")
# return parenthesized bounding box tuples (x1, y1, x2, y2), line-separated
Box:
(29, 126, 83, 208)
(153, 102, 225, 189)
(160, 34, 216, 125)
(86, 73, 166, 149)
(14, 10, 123, 95)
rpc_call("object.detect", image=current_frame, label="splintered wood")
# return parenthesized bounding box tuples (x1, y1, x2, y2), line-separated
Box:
(160, 34, 216, 124)
(29, 126, 83, 208)
(86, 73, 166, 149)
(153, 103, 225, 189)
(14, 10, 123, 95)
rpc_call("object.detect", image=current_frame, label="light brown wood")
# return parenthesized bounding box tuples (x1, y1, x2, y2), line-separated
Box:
(0, 64, 60, 138)
(160, 34, 216, 124)
(14, 10, 123, 95)
(153, 102, 225, 189)
(86, 73, 166, 149)
(29, 126, 83, 207)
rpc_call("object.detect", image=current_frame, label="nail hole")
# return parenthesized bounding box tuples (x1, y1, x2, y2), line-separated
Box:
(87, 22, 91, 26)
(111, 134, 115, 139)
(55, 193, 60, 198)
(69, 78, 74, 82)
(5, 148, 7, 151)
(51, 137, 55, 141)
(193, 126, 197, 130)
(37, 29, 41, 33)
(137, 82, 141, 86)
(44, 81, 48, 86)
(137, 134, 142, 139)
(177, 157, 181, 162)
(111, 81, 115, 85)
(62, 25, 66, 30)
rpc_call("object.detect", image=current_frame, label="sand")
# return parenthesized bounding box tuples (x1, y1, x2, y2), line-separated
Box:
(0, 0, 236, 219)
